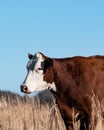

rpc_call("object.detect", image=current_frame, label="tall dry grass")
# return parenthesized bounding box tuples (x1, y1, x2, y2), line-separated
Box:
(0, 95, 66, 130)
(89, 95, 104, 130)
(0, 92, 104, 130)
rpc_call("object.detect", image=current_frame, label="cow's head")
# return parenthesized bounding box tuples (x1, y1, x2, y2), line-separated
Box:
(20, 52, 56, 94)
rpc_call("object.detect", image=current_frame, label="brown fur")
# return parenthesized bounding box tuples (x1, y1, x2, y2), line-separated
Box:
(43, 55, 104, 130)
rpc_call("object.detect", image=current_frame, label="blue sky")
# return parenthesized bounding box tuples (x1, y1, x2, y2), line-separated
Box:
(0, 0, 104, 95)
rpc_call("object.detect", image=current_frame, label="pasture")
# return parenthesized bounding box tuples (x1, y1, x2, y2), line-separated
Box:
(0, 91, 103, 130)
(0, 91, 66, 130)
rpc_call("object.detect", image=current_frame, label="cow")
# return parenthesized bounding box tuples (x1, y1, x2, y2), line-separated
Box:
(20, 52, 104, 130)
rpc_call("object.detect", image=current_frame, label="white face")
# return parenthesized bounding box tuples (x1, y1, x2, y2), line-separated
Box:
(21, 52, 56, 93)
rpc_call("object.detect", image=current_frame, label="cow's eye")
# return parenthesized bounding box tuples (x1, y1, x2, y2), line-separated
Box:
(38, 68, 42, 70)
(35, 67, 43, 74)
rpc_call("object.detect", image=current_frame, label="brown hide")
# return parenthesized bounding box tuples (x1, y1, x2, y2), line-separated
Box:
(43, 55, 104, 130)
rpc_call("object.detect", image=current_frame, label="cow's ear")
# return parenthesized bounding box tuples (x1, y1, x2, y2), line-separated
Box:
(28, 53, 33, 59)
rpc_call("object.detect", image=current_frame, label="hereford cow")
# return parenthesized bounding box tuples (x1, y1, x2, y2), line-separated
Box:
(20, 52, 104, 130)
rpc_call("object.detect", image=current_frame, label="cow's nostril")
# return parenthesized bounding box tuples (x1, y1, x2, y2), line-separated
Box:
(20, 85, 28, 92)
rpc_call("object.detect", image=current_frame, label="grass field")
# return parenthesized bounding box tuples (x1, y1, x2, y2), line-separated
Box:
(0, 94, 66, 130)
(0, 92, 103, 130)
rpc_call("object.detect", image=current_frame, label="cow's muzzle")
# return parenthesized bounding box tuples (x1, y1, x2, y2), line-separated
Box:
(20, 84, 29, 93)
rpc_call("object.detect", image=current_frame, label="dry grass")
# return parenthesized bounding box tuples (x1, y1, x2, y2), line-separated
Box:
(89, 95, 104, 130)
(0, 95, 66, 130)
(0, 93, 104, 130)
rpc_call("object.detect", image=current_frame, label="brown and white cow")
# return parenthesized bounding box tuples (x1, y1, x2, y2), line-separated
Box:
(20, 52, 104, 130)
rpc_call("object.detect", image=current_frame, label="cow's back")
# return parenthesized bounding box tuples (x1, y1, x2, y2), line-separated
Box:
(53, 55, 104, 102)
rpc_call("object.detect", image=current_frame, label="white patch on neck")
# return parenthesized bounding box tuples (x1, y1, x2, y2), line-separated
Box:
(48, 82, 57, 92)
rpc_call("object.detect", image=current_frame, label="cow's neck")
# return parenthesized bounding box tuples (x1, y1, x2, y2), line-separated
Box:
(51, 61, 81, 109)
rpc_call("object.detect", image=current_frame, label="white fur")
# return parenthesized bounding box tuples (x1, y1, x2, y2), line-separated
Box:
(34, 52, 44, 74)
(23, 52, 56, 93)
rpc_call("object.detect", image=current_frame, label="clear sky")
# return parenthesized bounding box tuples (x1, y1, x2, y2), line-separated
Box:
(0, 0, 104, 95)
